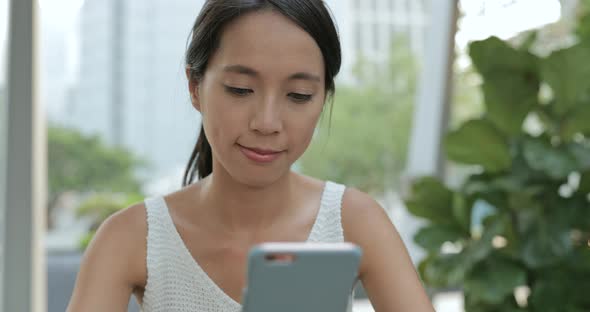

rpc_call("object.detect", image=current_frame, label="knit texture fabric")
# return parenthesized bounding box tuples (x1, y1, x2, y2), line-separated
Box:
(141, 181, 351, 312)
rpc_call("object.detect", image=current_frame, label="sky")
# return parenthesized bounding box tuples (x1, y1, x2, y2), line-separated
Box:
(0, 0, 565, 86)
(456, 0, 562, 49)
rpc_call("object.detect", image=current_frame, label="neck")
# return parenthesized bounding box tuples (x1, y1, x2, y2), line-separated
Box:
(199, 169, 299, 236)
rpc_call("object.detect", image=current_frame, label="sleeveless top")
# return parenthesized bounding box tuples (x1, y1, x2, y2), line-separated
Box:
(141, 181, 354, 312)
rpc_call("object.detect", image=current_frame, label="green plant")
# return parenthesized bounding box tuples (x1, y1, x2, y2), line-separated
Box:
(48, 125, 146, 229)
(300, 36, 417, 194)
(405, 22, 590, 312)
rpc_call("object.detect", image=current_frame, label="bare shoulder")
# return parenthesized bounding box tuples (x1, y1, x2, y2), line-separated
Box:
(87, 201, 148, 287)
(340, 187, 435, 311)
(341, 187, 392, 242)
(67, 201, 148, 311)
(101, 201, 147, 239)
(340, 187, 399, 274)
(105, 201, 148, 252)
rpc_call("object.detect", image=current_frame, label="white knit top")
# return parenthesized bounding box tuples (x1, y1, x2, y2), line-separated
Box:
(141, 181, 354, 312)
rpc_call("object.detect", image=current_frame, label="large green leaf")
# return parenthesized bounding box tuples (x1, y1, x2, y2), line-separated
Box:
(414, 224, 466, 251)
(465, 215, 506, 264)
(469, 36, 537, 75)
(462, 174, 495, 196)
(540, 42, 590, 115)
(514, 206, 540, 236)
(561, 103, 590, 139)
(518, 31, 538, 52)
(567, 248, 590, 273)
(419, 253, 469, 288)
(444, 119, 511, 172)
(530, 279, 571, 312)
(480, 74, 538, 135)
(522, 137, 578, 179)
(469, 37, 539, 135)
(577, 3, 590, 41)
(462, 170, 533, 196)
(464, 256, 527, 304)
(464, 293, 528, 312)
(530, 271, 590, 312)
(452, 193, 471, 232)
(464, 301, 528, 312)
(579, 171, 590, 194)
(496, 216, 523, 261)
(568, 142, 590, 171)
(553, 197, 590, 229)
(508, 191, 540, 211)
(405, 177, 453, 223)
(522, 222, 573, 268)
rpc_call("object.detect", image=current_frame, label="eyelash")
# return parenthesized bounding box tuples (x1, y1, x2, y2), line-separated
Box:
(224, 85, 313, 103)
(225, 86, 253, 96)
(288, 93, 313, 103)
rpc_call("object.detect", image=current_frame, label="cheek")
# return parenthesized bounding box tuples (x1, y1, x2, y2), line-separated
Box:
(200, 95, 245, 149)
(289, 105, 323, 150)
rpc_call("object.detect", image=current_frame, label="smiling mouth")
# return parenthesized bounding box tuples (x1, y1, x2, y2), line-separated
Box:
(237, 144, 285, 163)
(238, 143, 284, 153)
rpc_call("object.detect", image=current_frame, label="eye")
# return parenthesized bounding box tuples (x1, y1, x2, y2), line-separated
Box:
(288, 93, 313, 103)
(224, 85, 253, 96)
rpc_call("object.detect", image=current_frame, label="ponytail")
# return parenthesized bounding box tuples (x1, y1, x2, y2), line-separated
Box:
(182, 125, 212, 186)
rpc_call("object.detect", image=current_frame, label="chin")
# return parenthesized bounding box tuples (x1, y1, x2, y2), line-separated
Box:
(231, 165, 291, 189)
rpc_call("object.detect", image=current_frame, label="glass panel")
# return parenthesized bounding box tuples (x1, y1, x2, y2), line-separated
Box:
(42, 0, 203, 311)
(354, 0, 362, 11)
(0, 0, 10, 307)
(372, 0, 379, 12)
(42, 0, 435, 311)
(355, 20, 363, 54)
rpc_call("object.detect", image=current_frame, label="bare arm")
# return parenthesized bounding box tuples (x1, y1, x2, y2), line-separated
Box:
(342, 188, 435, 312)
(66, 204, 147, 312)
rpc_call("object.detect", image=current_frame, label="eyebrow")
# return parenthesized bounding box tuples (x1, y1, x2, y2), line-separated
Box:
(223, 64, 321, 82)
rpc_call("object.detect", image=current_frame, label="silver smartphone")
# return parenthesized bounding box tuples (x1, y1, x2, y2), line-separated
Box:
(241, 242, 362, 312)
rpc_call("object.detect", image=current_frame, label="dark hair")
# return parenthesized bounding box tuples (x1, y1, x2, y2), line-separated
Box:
(182, 0, 341, 186)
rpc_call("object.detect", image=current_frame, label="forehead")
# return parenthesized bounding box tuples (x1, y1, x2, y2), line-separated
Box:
(208, 10, 325, 79)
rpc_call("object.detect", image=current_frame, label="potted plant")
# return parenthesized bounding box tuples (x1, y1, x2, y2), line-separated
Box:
(405, 10, 590, 312)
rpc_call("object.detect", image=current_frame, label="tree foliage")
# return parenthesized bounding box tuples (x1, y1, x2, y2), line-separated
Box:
(299, 37, 418, 195)
(48, 125, 145, 228)
(48, 125, 145, 200)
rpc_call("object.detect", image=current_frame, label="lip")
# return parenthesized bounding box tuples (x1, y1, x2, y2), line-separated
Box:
(238, 144, 284, 163)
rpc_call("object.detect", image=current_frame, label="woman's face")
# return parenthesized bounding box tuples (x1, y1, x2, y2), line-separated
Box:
(190, 10, 326, 187)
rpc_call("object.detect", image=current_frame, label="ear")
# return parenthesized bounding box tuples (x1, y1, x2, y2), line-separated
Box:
(186, 67, 201, 112)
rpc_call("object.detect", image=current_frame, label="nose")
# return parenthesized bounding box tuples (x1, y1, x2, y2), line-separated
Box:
(249, 94, 283, 135)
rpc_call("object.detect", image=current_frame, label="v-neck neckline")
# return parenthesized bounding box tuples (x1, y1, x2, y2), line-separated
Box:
(158, 181, 332, 308)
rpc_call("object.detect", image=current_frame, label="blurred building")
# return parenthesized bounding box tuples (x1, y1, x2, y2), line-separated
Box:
(65, 0, 203, 182)
(326, 0, 429, 84)
(48, 0, 428, 188)
(39, 4, 80, 126)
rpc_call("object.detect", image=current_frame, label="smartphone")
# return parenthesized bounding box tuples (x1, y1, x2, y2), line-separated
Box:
(241, 242, 362, 312)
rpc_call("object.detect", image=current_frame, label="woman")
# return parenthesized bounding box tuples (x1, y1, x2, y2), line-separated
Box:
(66, 0, 435, 311)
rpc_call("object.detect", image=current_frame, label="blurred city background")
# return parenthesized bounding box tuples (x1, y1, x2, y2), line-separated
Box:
(1, 0, 587, 311)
